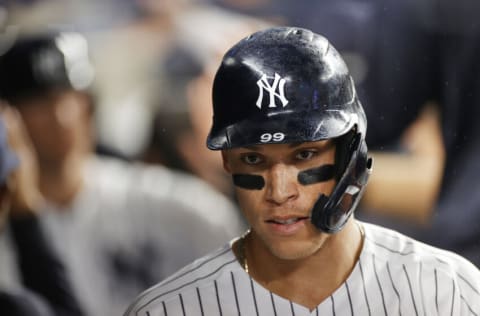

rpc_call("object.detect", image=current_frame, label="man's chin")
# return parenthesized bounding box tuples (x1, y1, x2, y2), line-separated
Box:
(267, 238, 326, 262)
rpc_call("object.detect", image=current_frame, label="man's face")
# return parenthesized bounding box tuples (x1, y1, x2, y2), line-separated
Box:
(15, 90, 92, 165)
(222, 140, 336, 261)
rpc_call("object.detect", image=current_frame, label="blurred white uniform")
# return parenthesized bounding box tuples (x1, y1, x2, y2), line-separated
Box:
(0, 155, 245, 316)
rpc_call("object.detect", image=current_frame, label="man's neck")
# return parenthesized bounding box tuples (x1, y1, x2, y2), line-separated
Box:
(38, 155, 86, 208)
(244, 219, 364, 311)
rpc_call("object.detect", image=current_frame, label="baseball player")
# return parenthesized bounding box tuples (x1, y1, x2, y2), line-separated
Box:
(125, 27, 480, 316)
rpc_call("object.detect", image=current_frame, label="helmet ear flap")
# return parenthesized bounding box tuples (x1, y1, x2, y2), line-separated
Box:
(311, 131, 373, 233)
(334, 129, 357, 181)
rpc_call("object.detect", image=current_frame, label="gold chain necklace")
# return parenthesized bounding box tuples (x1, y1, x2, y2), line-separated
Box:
(238, 231, 249, 274)
(356, 221, 365, 240)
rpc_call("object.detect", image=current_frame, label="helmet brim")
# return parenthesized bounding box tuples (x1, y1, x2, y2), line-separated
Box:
(207, 106, 360, 150)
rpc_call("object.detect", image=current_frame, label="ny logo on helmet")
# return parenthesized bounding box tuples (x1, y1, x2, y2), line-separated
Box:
(256, 73, 289, 109)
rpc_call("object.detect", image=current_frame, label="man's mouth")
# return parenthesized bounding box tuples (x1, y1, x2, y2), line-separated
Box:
(267, 216, 310, 225)
(265, 215, 310, 235)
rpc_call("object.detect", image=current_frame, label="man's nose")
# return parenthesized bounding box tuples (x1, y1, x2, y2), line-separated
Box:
(265, 163, 299, 205)
(53, 99, 79, 128)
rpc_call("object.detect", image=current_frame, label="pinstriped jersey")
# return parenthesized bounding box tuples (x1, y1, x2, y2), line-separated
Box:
(124, 221, 480, 316)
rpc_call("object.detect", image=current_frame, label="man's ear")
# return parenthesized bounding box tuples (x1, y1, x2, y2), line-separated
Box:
(221, 150, 232, 173)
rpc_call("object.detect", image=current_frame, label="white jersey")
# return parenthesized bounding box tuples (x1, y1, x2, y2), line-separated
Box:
(0, 155, 245, 316)
(125, 221, 480, 316)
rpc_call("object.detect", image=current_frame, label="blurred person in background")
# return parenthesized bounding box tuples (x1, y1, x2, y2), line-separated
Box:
(0, 105, 84, 316)
(143, 8, 270, 199)
(3, 0, 201, 159)
(0, 31, 244, 316)
(209, 0, 480, 267)
(143, 45, 235, 197)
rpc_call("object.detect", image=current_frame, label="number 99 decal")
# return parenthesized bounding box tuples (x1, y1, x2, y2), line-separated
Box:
(260, 132, 285, 143)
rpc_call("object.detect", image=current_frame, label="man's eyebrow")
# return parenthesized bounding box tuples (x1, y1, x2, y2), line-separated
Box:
(240, 144, 300, 151)
(242, 142, 304, 150)
(291, 141, 334, 149)
(288, 142, 303, 148)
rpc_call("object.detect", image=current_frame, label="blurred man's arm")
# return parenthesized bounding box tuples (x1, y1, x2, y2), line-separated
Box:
(362, 104, 445, 225)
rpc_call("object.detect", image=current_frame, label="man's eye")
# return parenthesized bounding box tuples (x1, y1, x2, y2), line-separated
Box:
(241, 154, 263, 165)
(295, 150, 316, 160)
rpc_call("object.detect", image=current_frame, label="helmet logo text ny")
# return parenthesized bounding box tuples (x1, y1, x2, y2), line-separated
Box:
(256, 73, 289, 109)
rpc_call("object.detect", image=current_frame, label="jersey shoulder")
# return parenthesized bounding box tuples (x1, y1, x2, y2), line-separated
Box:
(362, 222, 479, 268)
(123, 242, 240, 316)
(361, 222, 480, 295)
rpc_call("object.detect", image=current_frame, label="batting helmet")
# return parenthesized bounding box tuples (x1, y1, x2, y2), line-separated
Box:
(0, 32, 94, 104)
(207, 26, 373, 233)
